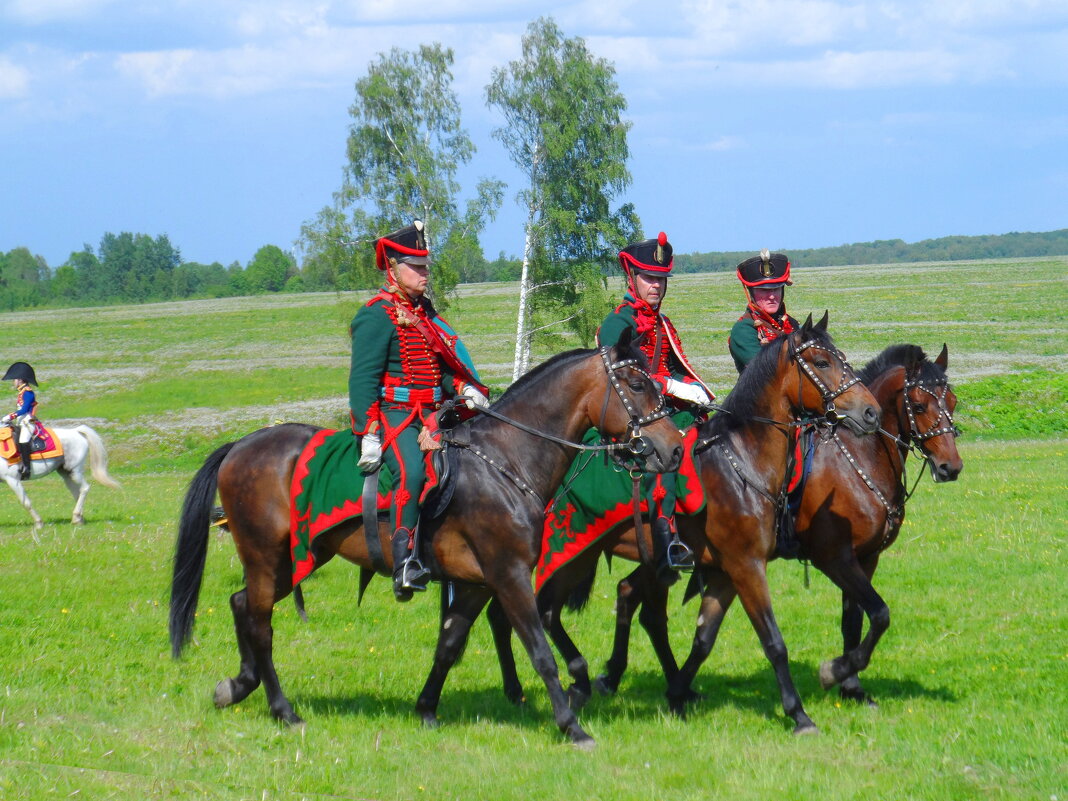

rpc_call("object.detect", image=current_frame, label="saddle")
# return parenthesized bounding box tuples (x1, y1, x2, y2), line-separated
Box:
(0, 424, 63, 464)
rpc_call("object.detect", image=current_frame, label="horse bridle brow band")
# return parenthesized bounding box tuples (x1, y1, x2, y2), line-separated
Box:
(903, 377, 959, 442)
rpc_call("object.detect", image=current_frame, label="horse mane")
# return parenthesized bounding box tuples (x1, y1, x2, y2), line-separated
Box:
(859, 344, 944, 385)
(493, 341, 649, 408)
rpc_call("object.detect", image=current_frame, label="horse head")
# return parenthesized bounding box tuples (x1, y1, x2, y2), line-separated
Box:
(902, 343, 963, 482)
(786, 312, 880, 436)
(593, 329, 682, 474)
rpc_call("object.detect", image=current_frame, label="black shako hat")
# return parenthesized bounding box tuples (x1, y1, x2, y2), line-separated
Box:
(619, 232, 674, 277)
(736, 249, 792, 288)
(2, 361, 38, 386)
(375, 220, 429, 270)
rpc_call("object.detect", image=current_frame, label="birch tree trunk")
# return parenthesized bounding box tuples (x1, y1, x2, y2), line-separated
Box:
(511, 203, 536, 381)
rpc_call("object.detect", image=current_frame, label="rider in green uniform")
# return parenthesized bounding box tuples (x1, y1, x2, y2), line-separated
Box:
(348, 221, 488, 601)
(729, 249, 800, 373)
(597, 232, 714, 585)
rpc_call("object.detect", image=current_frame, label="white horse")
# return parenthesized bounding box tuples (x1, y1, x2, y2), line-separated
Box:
(1, 424, 120, 530)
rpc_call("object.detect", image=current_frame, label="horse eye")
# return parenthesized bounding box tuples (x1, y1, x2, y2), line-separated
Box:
(813, 359, 830, 369)
(628, 380, 645, 392)
(912, 403, 926, 414)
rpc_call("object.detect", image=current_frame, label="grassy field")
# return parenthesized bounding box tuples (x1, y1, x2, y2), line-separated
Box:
(0, 257, 1065, 799)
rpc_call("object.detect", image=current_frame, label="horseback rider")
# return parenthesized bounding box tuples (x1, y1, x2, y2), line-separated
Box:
(597, 232, 714, 585)
(729, 249, 801, 373)
(348, 221, 489, 601)
(2, 361, 39, 479)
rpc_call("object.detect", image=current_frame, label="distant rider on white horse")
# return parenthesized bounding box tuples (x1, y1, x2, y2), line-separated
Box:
(3, 361, 40, 479)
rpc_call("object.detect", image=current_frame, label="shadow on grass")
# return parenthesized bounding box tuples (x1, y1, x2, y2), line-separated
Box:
(295, 683, 551, 733)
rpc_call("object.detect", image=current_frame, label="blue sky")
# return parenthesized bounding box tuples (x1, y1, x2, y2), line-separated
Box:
(2, 0, 1066, 269)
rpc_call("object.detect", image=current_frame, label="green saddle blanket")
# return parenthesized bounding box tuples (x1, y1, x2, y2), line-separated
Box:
(535, 424, 705, 592)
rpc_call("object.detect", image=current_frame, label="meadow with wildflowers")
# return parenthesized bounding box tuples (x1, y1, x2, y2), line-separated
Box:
(0, 258, 1064, 800)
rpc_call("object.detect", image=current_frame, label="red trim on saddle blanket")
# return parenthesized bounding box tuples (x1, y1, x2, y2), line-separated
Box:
(0, 424, 63, 464)
(534, 427, 705, 593)
(288, 427, 442, 586)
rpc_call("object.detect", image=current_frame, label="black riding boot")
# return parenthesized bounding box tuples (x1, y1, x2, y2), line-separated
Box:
(17, 441, 33, 479)
(652, 517, 693, 587)
(391, 527, 430, 602)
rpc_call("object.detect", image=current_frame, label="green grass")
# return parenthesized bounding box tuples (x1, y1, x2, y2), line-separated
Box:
(0, 257, 1065, 799)
(0, 440, 1063, 799)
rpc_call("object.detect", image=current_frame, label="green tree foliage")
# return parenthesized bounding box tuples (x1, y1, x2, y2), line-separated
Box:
(245, 245, 294, 293)
(302, 43, 503, 304)
(486, 17, 640, 376)
(0, 247, 48, 310)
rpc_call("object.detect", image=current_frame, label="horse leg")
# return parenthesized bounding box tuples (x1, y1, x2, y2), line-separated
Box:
(817, 554, 886, 705)
(486, 596, 526, 705)
(219, 573, 302, 725)
(666, 568, 736, 715)
(595, 566, 645, 695)
(595, 565, 681, 697)
(491, 566, 594, 748)
(214, 587, 263, 709)
(4, 474, 43, 530)
(728, 558, 817, 734)
(58, 466, 90, 525)
(416, 583, 493, 727)
(538, 587, 593, 712)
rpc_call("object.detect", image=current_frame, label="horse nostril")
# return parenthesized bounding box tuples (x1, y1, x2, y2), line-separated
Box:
(864, 406, 879, 425)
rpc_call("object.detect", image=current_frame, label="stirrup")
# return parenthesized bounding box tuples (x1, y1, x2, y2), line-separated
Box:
(666, 536, 694, 570)
(396, 557, 430, 591)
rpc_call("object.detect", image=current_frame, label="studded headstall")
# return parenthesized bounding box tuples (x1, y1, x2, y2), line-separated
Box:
(902, 375, 960, 444)
(790, 339, 863, 425)
(598, 346, 670, 464)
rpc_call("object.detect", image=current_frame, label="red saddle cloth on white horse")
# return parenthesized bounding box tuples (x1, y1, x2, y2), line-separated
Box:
(0, 424, 63, 464)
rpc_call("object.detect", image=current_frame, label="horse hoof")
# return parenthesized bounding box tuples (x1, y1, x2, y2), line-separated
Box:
(818, 660, 839, 690)
(71, 516, 84, 525)
(213, 679, 235, 708)
(420, 712, 440, 729)
(593, 674, 617, 696)
(572, 734, 597, 752)
(793, 720, 819, 736)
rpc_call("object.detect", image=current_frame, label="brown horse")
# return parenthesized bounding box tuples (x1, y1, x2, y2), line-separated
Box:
(568, 343, 962, 719)
(169, 340, 682, 748)
(490, 314, 882, 733)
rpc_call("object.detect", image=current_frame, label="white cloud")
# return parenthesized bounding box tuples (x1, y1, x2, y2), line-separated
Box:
(0, 55, 30, 98)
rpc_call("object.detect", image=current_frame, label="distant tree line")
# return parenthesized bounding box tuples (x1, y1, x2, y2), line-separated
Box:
(672, 228, 1068, 273)
(3, 228, 1064, 313)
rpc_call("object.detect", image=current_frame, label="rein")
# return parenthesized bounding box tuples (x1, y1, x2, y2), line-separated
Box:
(440, 347, 671, 503)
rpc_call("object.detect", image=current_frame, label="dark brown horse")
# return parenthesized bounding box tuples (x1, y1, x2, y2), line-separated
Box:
(169, 340, 682, 748)
(559, 343, 962, 721)
(490, 315, 882, 733)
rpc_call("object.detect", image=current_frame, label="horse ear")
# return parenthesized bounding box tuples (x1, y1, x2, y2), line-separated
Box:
(800, 313, 814, 336)
(815, 310, 829, 332)
(936, 343, 949, 370)
(614, 326, 634, 353)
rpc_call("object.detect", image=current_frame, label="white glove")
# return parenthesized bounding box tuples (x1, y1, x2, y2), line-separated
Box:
(461, 384, 490, 410)
(664, 378, 713, 407)
(357, 431, 382, 471)
(2, 414, 13, 423)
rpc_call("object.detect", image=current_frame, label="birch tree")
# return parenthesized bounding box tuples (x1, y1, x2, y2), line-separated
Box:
(486, 17, 640, 379)
(302, 44, 502, 300)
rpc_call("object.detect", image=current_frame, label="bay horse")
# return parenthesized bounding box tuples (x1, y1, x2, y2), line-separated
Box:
(169, 339, 682, 747)
(489, 314, 882, 733)
(0, 423, 121, 530)
(555, 343, 962, 722)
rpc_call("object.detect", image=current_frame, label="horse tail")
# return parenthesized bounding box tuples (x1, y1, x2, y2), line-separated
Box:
(170, 441, 236, 658)
(565, 563, 599, 613)
(74, 425, 122, 489)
